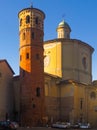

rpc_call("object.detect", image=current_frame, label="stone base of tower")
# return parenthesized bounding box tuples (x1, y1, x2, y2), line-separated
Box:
(20, 114, 43, 127)
(20, 105, 46, 127)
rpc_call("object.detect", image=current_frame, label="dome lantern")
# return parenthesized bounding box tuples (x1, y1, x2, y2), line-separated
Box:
(57, 20, 71, 39)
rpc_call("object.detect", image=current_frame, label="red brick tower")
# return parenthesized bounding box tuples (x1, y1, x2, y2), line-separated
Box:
(18, 6, 45, 126)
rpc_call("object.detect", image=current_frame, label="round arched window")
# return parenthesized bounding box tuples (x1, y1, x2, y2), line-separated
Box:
(20, 18, 22, 26)
(82, 57, 87, 69)
(90, 91, 96, 99)
(26, 15, 30, 23)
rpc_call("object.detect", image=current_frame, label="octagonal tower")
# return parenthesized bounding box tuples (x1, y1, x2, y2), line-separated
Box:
(18, 6, 45, 126)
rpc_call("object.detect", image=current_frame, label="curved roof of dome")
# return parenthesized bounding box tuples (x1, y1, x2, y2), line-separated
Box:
(58, 20, 71, 31)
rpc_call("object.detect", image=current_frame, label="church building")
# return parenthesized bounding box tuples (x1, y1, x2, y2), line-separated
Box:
(0, 5, 97, 127)
(44, 18, 97, 127)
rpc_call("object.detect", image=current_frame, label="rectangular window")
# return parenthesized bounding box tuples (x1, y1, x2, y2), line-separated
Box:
(36, 87, 41, 97)
(22, 32, 26, 40)
(26, 53, 29, 59)
(35, 17, 39, 24)
(36, 53, 39, 60)
(80, 98, 83, 110)
(20, 55, 22, 61)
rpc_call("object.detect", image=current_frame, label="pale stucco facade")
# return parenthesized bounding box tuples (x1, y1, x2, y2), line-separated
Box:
(44, 20, 94, 85)
(44, 74, 97, 127)
(43, 20, 97, 127)
(0, 60, 14, 120)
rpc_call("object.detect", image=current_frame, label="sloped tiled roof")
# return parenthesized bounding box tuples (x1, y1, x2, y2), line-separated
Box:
(0, 59, 15, 75)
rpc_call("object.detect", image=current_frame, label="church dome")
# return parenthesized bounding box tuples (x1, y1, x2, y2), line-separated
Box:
(58, 20, 71, 31)
(57, 20, 71, 39)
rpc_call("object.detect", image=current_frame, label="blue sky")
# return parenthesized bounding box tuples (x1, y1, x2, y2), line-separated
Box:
(0, 0, 97, 80)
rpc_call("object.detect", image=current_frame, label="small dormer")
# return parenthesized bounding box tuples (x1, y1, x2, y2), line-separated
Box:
(56, 20, 71, 39)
